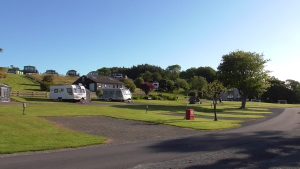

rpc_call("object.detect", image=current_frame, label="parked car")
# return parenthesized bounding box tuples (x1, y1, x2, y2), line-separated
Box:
(189, 96, 200, 104)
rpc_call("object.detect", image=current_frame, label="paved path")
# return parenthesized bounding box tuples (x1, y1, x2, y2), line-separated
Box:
(1, 108, 300, 169)
(46, 116, 199, 145)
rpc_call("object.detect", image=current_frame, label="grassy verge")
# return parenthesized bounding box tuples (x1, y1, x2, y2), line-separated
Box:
(0, 115, 105, 154)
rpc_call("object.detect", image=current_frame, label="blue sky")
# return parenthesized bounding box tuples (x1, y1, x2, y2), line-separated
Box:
(1, 0, 300, 81)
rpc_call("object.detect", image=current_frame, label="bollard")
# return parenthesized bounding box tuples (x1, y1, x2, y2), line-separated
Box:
(145, 105, 149, 113)
(22, 102, 27, 115)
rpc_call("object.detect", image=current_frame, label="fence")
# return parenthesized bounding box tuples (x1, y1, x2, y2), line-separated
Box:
(11, 91, 48, 98)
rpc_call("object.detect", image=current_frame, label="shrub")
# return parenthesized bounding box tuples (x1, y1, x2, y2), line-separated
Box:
(40, 82, 52, 91)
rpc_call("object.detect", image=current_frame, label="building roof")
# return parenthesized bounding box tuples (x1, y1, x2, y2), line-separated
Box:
(87, 75, 123, 84)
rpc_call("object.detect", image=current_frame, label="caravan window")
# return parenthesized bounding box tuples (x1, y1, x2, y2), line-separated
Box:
(116, 90, 122, 97)
(67, 88, 73, 94)
(54, 89, 58, 93)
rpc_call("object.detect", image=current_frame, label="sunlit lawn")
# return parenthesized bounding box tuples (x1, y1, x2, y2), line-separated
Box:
(1, 99, 299, 154)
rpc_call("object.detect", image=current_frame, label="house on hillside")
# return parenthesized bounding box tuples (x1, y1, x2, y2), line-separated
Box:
(152, 81, 159, 90)
(66, 70, 79, 77)
(0, 84, 11, 102)
(7, 67, 23, 75)
(45, 70, 58, 75)
(221, 88, 241, 101)
(73, 75, 124, 92)
(23, 66, 38, 74)
(87, 71, 98, 76)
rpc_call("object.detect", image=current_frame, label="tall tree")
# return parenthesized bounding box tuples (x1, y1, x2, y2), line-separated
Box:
(190, 76, 208, 98)
(134, 77, 144, 88)
(180, 67, 216, 82)
(261, 77, 294, 103)
(175, 78, 189, 91)
(166, 64, 181, 80)
(142, 71, 153, 82)
(218, 50, 269, 109)
(121, 78, 136, 93)
(97, 67, 112, 76)
(152, 72, 162, 82)
(196, 67, 217, 83)
(205, 81, 226, 121)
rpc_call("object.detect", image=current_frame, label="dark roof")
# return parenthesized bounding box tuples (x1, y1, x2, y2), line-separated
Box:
(85, 75, 123, 84)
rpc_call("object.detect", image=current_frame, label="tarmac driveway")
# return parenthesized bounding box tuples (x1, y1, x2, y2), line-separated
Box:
(47, 116, 199, 145)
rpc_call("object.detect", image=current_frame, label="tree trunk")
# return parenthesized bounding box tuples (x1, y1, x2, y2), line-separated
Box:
(213, 99, 218, 121)
(240, 96, 247, 109)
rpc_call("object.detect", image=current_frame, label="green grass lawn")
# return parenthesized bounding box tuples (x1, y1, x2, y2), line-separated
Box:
(0, 99, 299, 154)
(0, 74, 41, 91)
(0, 115, 105, 154)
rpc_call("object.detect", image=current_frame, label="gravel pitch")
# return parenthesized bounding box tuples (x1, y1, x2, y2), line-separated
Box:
(46, 116, 199, 145)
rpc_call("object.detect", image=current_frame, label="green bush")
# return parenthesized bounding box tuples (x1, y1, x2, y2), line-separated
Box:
(40, 82, 52, 91)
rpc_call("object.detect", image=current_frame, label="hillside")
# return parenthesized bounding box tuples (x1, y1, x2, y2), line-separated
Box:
(0, 74, 40, 91)
(29, 74, 79, 85)
(0, 74, 79, 92)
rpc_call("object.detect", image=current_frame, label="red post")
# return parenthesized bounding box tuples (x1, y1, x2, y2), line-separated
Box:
(185, 109, 195, 120)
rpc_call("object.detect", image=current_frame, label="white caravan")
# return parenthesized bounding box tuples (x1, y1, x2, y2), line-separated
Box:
(101, 88, 132, 101)
(50, 85, 86, 101)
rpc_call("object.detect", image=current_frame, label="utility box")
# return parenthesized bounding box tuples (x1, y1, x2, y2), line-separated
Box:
(0, 84, 11, 102)
(185, 109, 195, 120)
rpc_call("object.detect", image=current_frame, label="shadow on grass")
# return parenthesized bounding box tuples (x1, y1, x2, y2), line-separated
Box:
(148, 131, 300, 168)
(23, 98, 53, 102)
(112, 104, 220, 113)
(20, 83, 40, 86)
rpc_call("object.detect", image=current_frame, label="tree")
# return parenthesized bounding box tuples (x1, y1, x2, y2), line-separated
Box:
(166, 64, 181, 80)
(140, 82, 155, 96)
(134, 77, 144, 88)
(175, 78, 189, 91)
(180, 67, 197, 79)
(218, 50, 269, 109)
(121, 78, 136, 93)
(166, 79, 176, 92)
(0, 48, 3, 52)
(205, 81, 226, 121)
(40, 75, 54, 91)
(190, 76, 208, 98)
(180, 67, 216, 82)
(152, 72, 162, 82)
(97, 67, 112, 76)
(261, 77, 299, 103)
(196, 67, 217, 83)
(142, 71, 153, 82)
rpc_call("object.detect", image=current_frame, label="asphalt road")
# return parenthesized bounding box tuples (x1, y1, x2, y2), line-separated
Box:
(1, 108, 300, 169)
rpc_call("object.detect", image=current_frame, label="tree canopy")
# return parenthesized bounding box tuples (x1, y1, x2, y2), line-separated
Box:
(218, 50, 269, 109)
